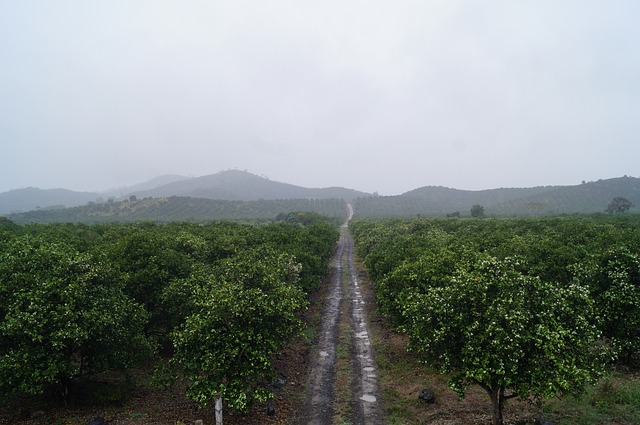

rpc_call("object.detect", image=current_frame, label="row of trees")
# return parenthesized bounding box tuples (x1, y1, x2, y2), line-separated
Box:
(8, 196, 349, 224)
(0, 215, 339, 411)
(350, 215, 640, 425)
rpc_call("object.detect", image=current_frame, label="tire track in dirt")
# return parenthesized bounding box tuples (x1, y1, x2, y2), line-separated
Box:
(302, 230, 344, 425)
(302, 206, 383, 424)
(345, 230, 383, 424)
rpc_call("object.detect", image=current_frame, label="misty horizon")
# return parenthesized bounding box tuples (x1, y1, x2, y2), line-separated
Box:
(2, 1, 639, 196)
(2, 168, 636, 199)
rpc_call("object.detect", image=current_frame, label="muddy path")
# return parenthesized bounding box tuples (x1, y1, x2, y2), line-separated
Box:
(301, 207, 384, 424)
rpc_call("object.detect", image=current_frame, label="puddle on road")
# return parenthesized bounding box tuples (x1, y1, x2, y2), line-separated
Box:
(360, 394, 377, 403)
(302, 224, 383, 425)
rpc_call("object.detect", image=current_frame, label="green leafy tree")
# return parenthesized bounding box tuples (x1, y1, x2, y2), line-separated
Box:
(402, 256, 609, 425)
(606, 197, 634, 213)
(377, 248, 461, 325)
(253, 222, 338, 292)
(573, 248, 640, 363)
(109, 224, 193, 335)
(470, 204, 485, 218)
(0, 238, 152, 402)
(0, 217, 21, 241)
(170, 247, 306, 412)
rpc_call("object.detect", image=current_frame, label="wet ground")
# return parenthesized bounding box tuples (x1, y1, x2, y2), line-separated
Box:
(301, 215, 383, 425)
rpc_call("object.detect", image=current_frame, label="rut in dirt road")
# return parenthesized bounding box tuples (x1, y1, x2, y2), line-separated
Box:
(302, 212, 384, 425)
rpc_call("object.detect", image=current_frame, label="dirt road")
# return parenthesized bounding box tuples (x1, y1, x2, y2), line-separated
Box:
(301, 207, 384, 424)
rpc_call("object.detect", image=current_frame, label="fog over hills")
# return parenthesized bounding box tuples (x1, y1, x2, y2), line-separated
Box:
(1, 171, 638, 218)
(127, 170, 369, 201)
(0, 170, 370, 214)
(353, 176, 640, 217)
(0, 187, 98, 214)
(103, 174, 190, 198)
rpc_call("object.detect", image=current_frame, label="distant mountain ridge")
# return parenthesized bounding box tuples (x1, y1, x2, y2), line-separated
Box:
(103, 174, 190, 197)
(353, 176, 640, 217)
(127, 170, 369, 201)
(1, 171, 638, 218)
(0, 187, 98, 214)
(0, 170, 370, 214)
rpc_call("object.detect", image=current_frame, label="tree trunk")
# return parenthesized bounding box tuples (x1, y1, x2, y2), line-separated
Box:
(489, 386, 504, 425)
(59, 376, 72, 406)
(215, 396, 223, 425)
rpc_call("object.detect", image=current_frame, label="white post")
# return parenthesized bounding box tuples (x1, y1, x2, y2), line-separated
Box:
(215, 396, 223, 425)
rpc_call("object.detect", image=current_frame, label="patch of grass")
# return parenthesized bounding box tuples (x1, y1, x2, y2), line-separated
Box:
(301, 323, 317, 343)
(383, 387, 422, 424)
(126, 411, 147, 419)
(543, 371, 640, 425)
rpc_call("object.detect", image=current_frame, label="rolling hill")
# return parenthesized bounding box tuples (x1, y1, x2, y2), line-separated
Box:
(0, 170, 369, 214)
(0, 187, 98, 214)
(2, 172, 638, 221)
(102, 174, 190, 198)
(128, 170, 369, 201)
(353, 176, 640, 217)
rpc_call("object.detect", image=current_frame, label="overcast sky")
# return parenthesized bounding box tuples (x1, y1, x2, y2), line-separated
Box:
(1, 0, 639, 196)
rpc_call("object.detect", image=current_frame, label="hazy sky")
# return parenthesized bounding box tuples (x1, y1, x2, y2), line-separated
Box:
(1, 1, 639, 196)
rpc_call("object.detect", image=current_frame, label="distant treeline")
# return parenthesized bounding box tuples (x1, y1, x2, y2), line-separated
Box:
(5, 196, 349, 224)
(353, 176, 640, 217)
